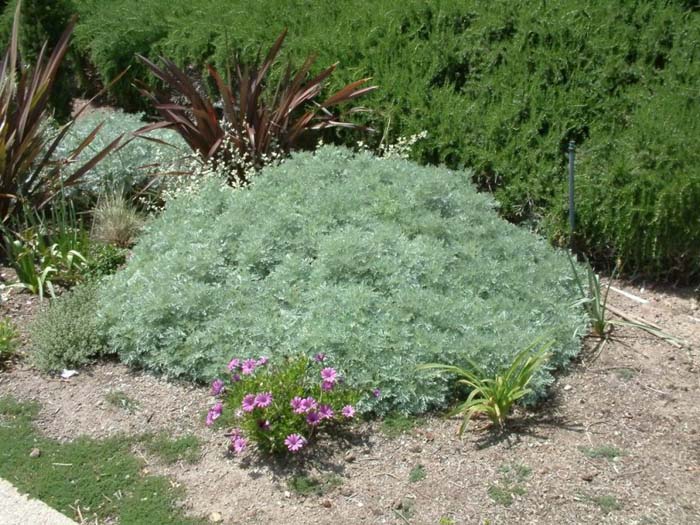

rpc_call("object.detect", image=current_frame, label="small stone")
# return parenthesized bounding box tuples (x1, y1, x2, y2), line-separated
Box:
(284, 491, 291, 499)
(581, 472, 597, 482)
(409, 444, 422, 453)
(321, 499, 332, 508)
(344, 451, 356, 462)
(564, 384, 573, 391)
(209, 511, 223, 522)
(29, 448, 41, 458)
(340, 487, 353, 497)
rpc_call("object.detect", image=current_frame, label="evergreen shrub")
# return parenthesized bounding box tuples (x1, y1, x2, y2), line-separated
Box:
(67, 0, 700, 280)
(30, 282, 107, 372)
(98, 147, 586, 414)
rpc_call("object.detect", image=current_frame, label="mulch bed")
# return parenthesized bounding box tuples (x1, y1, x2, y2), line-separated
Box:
(1, 272, 698, 524)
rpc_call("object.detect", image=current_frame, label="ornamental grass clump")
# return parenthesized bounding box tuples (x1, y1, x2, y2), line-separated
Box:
(206, 354, 359, 456)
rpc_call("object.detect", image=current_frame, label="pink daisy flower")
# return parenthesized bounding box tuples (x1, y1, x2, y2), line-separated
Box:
(318, 404, 334, 420)
(230, 436, 247, 454)
(321, 380, 334, 391)
(284, 434, 306, 452)
(254, 392, 273, 409)
(306, 411, 321, 426)
(227, 358, 240, 371)
(342, 405, 355, 418)
(210, 379, 225, 396)
(290, 396, 304, 414)
(205, 402, 223, 427)
(321, 367, 338, 383)
(300, 397, 317, 413)
(241, 394, 256, 412)
(241, 359, 257, 375)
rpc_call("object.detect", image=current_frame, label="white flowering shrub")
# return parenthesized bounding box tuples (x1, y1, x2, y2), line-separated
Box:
(98, 146, 587, 414)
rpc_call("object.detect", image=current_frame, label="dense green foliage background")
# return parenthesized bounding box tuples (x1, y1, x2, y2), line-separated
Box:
(98, 147, 586, 414)
(0, 0, 80, 120)
(59, 0, 699, 281)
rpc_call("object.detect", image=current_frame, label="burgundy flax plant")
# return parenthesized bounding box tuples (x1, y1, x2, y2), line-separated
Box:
(0, 1, 124, 225)
(136, 29, 377, 185)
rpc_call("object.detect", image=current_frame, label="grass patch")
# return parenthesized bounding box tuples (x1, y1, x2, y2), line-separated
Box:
(287, 473, 343, 497)
(380, 413, 420, 438)
(593, 495, 623, 514)
(408, 464, 426, 483)
(580, 445, 624, 460)
(488, 463, 531, 506)
(577, 491, 623, 514)
(487, 483, 526, 507)
(499, 463, 532, 483)
(0, 396, 200, 524)
(105, 390, 140, 413)
(614, 368, 636, 381)
(393, 498, 415, 520)
(142, 434, 201, 465)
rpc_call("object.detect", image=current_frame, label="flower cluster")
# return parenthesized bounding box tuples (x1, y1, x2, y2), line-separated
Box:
(205, 354, 361, 456)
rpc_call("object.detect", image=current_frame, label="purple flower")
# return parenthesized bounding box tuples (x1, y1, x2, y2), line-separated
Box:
(254, 392, 273, 409)
(284, 433, 306, 452)
(205, 402, 223, 427)
(227, 358, 240, 371)
(290, 396, 304, 414)
(342, 405, 355, 418)
(300, 397, 317, 413)
(321, 380, 335, 391)
(257, 356, 268, 366)
(231, 373, 241, 383)
(318, 404, 334, 420)
(241, 359, 257, 375)
(314, 353, 326, 363)
(210, 379, 225, 396)
(306, 411, 321, 426)
(230, 436, 247, 454)
(321, 367, 338, 384)
(241, 394, 256, 412)
(258, 419, 271, 431)
(373, 388, 382, 398)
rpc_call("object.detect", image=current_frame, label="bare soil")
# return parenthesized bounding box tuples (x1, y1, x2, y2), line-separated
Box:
(1, 275, 698, 525)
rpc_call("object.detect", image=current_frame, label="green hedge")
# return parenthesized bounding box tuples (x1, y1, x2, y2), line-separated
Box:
(98, 147, 586, 414)
(64, 0, 700, 280)
(0, 0, 79, 121)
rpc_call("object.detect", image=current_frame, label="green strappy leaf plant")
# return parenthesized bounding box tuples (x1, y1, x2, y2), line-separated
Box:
(418, 340, 552, 433)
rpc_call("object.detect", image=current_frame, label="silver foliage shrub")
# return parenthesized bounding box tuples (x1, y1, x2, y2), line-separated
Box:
(54, 108, 188, 200)
(98, 146, 587, 414)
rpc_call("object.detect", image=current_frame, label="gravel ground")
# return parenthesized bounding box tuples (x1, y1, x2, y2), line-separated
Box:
(0, 276, 698, 525)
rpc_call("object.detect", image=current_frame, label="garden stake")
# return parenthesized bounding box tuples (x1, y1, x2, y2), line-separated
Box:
(568, 140, 576, 249)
